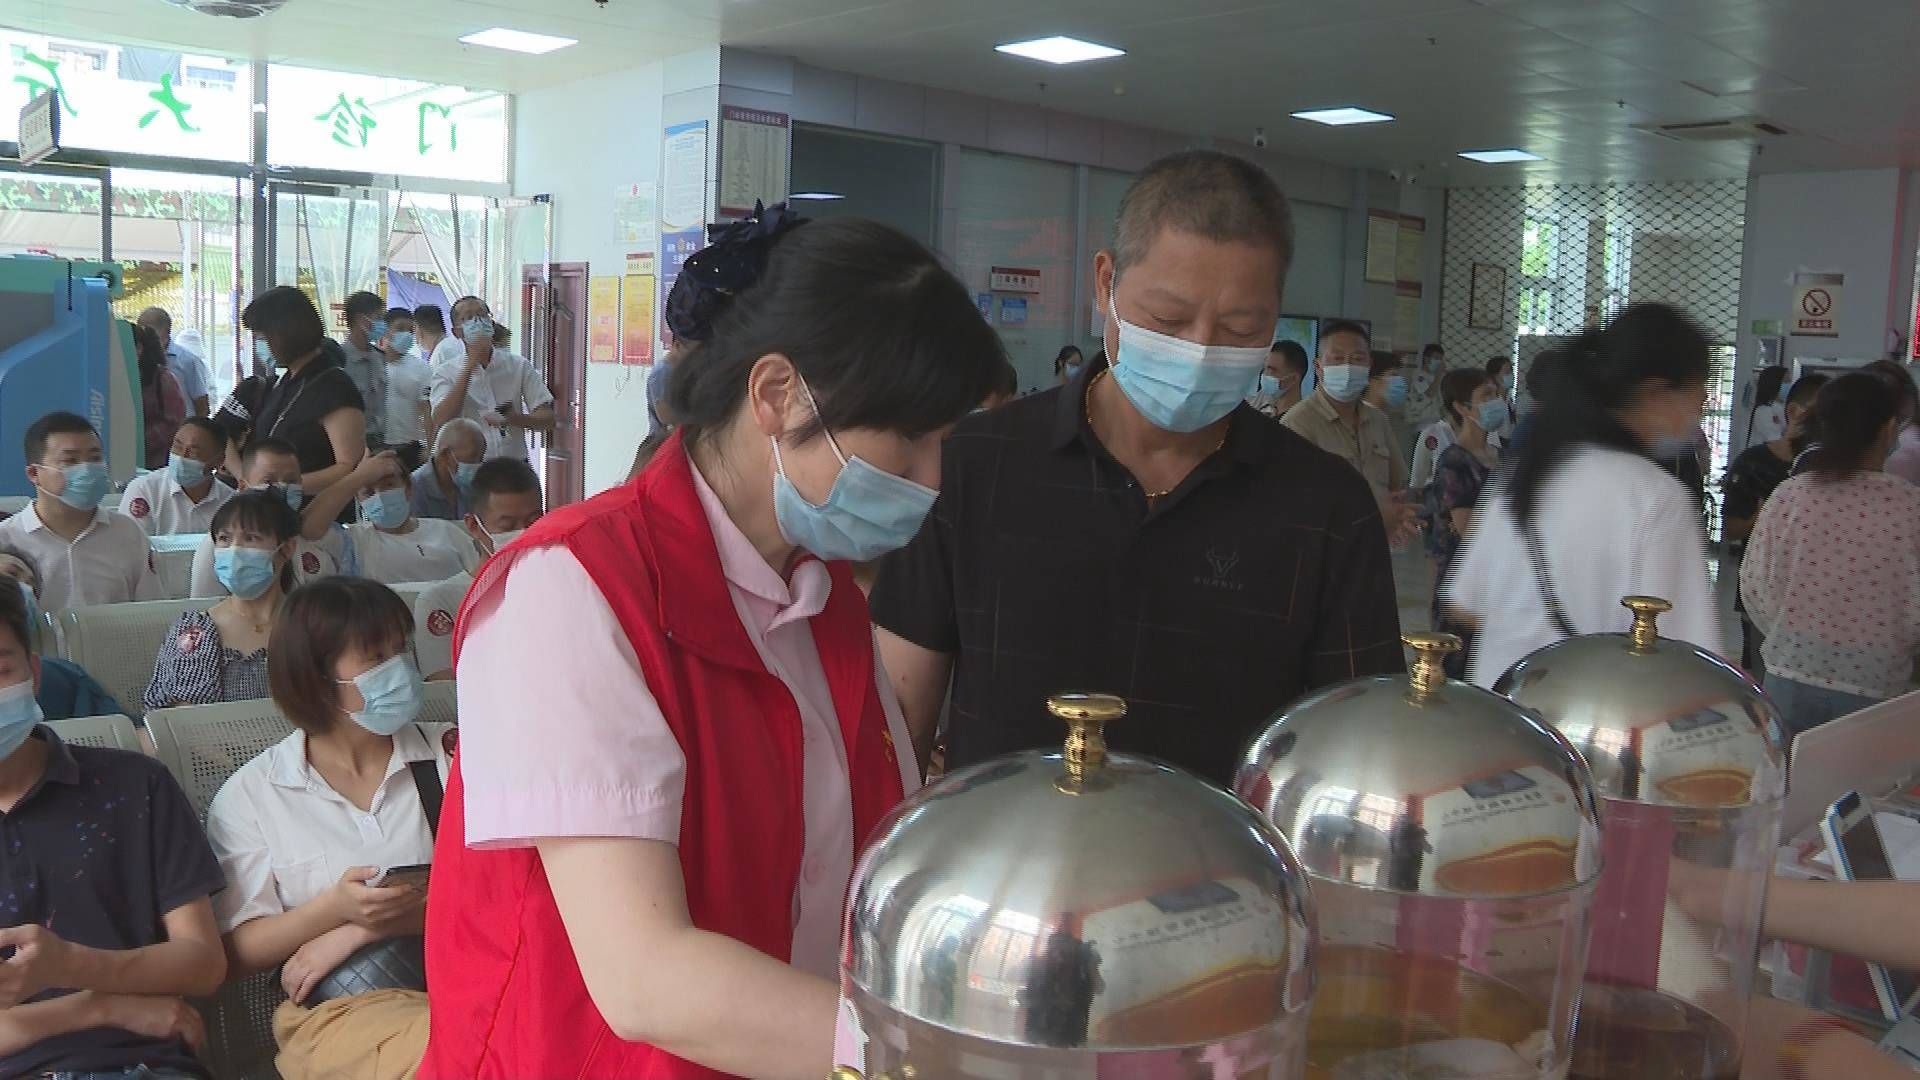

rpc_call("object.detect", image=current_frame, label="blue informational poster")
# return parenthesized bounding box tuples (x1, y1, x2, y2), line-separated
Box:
(999, 297, 1028, 326)
(976, 293, 993, 320)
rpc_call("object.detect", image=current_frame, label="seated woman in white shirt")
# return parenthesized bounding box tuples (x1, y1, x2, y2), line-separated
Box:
(298, 451, 479, 586)
(1443, 302, 1722, 688)
(120, 417, 236, 537)
(144, 490, 299, 712)
(205, 577, 441, 1079)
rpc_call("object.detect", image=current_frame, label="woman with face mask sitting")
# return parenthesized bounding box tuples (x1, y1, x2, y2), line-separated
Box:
(1442, 302, 1723, 689)
(205, 577, 442, 1080)
(297, 450, 480, 586)
(416, 206, 1006, 1079)
(143, 491, 300, 712)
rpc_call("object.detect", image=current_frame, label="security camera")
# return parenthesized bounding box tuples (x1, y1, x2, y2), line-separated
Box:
(1252, 127, 1268, 149)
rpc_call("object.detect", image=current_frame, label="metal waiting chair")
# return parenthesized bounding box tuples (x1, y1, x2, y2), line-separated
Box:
(149, 533, 204, 601)
(43, 714, 144, 753)
(51, 598, 205, 716)
(143, 683, 459, 1080)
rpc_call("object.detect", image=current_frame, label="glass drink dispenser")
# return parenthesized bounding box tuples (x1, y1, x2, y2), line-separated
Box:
(833, 693, 1316, 1079)
(1236, 634, 1604, 1080)
(1497, 597, 1787, 1080)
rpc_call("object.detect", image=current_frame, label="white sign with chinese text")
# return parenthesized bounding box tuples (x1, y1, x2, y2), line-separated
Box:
(266, 64, 508, 183)
(1, 30, 251, 162)
(18, 90, 58, 165)
(989, 266, 1041, 293)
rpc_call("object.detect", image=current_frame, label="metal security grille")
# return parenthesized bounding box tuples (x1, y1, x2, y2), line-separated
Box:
(1441, 179, 1748, 534)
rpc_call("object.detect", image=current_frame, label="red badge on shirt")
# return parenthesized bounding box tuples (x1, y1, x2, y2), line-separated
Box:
(128, 497, 150, 519)
(176, 627, 203, 654)
(301, 551, 321, 575)
(1424, 434, 1438, 450)
(427, 610, 454, 638)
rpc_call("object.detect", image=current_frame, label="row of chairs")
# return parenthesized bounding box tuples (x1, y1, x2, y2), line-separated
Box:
(41, 583, 437, 718)
(49, 682, 459, 1080)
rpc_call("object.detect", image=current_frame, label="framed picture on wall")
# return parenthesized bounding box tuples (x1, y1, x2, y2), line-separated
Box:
(1469, 263, 1507, 330)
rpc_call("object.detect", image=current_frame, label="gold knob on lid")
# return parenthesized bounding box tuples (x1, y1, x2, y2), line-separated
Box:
(1048, 692, 1124, 785)
(1403, 632, 1461, 703)
(830, 1070, 864, 1080)
(1622, 595, 1671, 653)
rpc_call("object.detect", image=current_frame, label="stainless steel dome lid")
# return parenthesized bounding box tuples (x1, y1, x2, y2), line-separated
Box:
(842, 693, 1315, 1052)
(1496, 596, 1788, 808)
(1235, 633, 1604, 899)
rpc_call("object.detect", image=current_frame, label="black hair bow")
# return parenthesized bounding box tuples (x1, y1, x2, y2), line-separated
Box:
(664, 201, 808, 342)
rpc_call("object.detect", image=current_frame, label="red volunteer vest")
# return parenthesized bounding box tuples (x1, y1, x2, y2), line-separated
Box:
(418, 433, 907, 1079)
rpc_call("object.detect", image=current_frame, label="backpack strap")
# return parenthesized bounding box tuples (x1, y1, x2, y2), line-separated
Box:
(408, 725, 445, 839)
(1522, 519, 1579, 641)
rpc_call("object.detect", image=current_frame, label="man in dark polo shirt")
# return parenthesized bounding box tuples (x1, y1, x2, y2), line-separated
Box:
(0, 586, 227, 1079)
(871, 150, 1405, 786)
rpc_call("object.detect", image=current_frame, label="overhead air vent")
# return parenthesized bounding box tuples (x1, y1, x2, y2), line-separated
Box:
(1635, 115, 1790, 142)
(160, 0, 290, 16)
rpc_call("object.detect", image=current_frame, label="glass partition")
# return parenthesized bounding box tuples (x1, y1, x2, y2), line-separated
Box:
(0, 169, 102, 259)
(109, 169, 250, 401)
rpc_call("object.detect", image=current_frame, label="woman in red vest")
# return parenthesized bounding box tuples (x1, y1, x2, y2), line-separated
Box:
(419, 205, 1008, 1079)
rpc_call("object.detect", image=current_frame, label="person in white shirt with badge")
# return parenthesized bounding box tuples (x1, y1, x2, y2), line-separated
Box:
(120, 418, 236, 538)
(428, 297, 554, 463)
(412, 458, 545, 681)
(298, 450, 479, 586)
(189, 438, 340, 598)
(0, 413, 161, 611)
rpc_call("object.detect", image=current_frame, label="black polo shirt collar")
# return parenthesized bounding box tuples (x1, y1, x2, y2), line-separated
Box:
(6, 728, 80, 813)
(1050, 353, 1278, 468)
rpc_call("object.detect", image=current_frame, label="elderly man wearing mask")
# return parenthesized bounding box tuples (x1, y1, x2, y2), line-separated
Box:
(1282, 323, 1419, 545)
(428, 298, 554, 463)
(872, 150, 1404, 787)
(411, 419, 488, 522)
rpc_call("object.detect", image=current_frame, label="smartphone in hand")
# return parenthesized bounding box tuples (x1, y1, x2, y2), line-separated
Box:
(366, 863, 431, 889)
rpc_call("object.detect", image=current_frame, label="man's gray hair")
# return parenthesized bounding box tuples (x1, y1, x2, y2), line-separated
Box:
(433, 417, 488, 457)
(136, 306, 172, 332)
(1111, 150, 1294, 293)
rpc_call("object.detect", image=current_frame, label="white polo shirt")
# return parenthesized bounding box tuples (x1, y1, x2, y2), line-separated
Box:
(206, 722, 455, 931)
(412, 571, 473, 680)
(0, 503, 162, 611)
(428, 341, 553, 463)
(187, 534, 339, 599)
(385, 350, 433, 447)
(312, 519, 479, 586)
(118, 468, 235, 538)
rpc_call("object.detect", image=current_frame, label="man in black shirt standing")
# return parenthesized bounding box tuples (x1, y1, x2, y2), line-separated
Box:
(870, 150, 1405, 786)
(0, 583, 228, 1078)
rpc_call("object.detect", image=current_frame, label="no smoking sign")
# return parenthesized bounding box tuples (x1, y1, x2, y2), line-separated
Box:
(1791, 272, 1843, 338)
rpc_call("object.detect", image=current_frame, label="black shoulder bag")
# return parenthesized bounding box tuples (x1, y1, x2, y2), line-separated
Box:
(1523, 519, 1580, 641)
(301, 727, 441, 1004)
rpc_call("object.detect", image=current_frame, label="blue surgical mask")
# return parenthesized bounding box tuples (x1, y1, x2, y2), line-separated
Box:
(369, 319, 388, 342)
(462, 317, 493, 341)
(254, 338, 275, 366)
(1651, 433, 1697, 460)
(453, 460, 481, 495)
(1255, 373, 1283, 400)
(1065, 361, 1086, 380)
(1320, 364, 1370, 404)
(169, 453, 207, 487)
(770, 382, 938, 562)
(360, 487, 410, 529)
(341, 655, 424, 736)
(390, 331, 416, 355)
(44, 461, 110, 512)
(260, 483, 304, 511)
(214, 545, 279, 600)
(1108, 296, 1270, 433)
(0, 680, 42, 762)
(1384, 375, 1409, 408)
(1476, 399, 1510, 433)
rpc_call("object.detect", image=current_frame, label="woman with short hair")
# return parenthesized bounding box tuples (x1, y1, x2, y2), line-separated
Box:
(205, 576, 442, 1079)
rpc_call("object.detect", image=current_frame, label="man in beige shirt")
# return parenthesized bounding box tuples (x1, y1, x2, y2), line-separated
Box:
(1283, 320, 1417, 543)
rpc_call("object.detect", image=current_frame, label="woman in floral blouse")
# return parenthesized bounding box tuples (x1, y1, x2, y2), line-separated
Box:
(144, 490, 301, 711)
(1742, 373, 1920, 735)
(1426, 367, 1505, 677)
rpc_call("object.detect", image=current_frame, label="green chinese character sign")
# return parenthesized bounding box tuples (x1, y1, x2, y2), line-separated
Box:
(12, 50, 77, 117)
(138, 73, 197, 132)
(315, 93, 377, 147)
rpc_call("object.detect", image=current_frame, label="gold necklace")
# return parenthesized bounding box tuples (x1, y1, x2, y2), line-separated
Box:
(1085, 371, 1229, 499)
